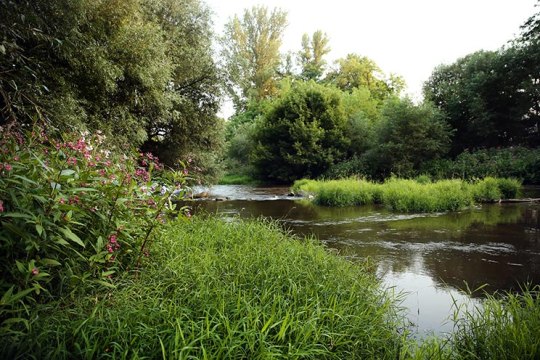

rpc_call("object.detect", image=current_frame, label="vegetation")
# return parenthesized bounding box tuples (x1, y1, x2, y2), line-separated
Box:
(0, 0, 223, 177)
(293, 177, 521, 212)
(415, 287, 540, 359)
(2, 219, 409, 359)
(218, 173, 259, 185)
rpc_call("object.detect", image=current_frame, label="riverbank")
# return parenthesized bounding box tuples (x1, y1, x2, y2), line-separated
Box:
(292, 177, 521, 212)
(2, 217, 539, 358)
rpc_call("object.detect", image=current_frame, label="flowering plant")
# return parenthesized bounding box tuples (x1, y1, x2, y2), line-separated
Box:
(0, 126, 189, 327)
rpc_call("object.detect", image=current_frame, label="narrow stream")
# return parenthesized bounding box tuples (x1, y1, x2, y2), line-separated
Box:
(188, 185, 540, 337)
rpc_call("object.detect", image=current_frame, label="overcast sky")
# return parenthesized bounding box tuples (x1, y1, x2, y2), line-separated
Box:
(205, 0, 537, 116)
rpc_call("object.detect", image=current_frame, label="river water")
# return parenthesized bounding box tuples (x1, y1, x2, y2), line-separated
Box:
(188, 185, 540, 337)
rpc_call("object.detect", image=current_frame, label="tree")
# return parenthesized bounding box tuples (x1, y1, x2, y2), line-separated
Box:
(298, 30, 331, 81)
(0, 0, 222, 176)
(366, 98, 451, 178)
(252, 81, 349, 182)
(325, 54, 403, 100)
(220, 6, 287, 111)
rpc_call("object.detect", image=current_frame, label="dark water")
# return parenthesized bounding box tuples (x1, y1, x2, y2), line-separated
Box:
(189, 185, 540, 336)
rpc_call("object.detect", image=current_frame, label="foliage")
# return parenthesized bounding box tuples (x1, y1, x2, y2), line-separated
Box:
(366, 98, 452, 179)
(252, 81, 350, 183)
(325, 54, 404, 100)
(424, 46, 539, 154)
(218, 173, 259, 185)
(220, 5, 288, 110)
(0, 0, 222, 171)
(1, 218, 408, 359)
(0, 126, 187, 333)
(422, 147, 540, 184)
(298, 30, 331, 81)
(293, 177, 520, 212)
(415, 286, 540, 360)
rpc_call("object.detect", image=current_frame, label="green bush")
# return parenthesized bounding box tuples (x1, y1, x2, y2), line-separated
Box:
(0, 127, 187, 331)
(2, 219, 408, 359)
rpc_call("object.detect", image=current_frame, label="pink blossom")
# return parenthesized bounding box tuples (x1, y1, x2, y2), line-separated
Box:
(31, 267, 39, 276)
(0, 200, 4, 212)
(67, 157, 77, 166)
(13, 156, 19, 161)
(4, 164, 12, 171)
(108, 234, 117, 244)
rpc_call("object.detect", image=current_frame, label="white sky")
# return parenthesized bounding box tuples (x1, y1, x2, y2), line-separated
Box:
(205, 0, 537, 116)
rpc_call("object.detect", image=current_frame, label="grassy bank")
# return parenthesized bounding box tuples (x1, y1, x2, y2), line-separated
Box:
(292, 177, 521, 212)
(218, 173, 259, 185)
(2, 218, 407, 359)
(414, 287, 540, 359)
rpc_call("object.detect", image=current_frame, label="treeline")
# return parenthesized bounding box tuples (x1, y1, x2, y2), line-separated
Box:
(0, 0, 223, 180)
(222, 5, 540, 184)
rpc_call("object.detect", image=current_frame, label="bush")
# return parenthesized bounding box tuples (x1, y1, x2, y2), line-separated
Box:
(423, 147, 540, 184)
(0, 126, 187, 332)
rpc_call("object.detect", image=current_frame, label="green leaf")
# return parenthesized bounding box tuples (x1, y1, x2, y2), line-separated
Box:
(94, 280, 116, 289)
(59, 227, 85, 248)
(60, 169, 76, 177)
(35, 224, 44, 236)
(1, 212, 33, 219)
(40, 258, 61, 267)
(101, 270, 115, 277)
(13, 174, 39, 185)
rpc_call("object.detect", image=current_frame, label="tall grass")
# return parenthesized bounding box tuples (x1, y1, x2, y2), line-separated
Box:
(293, 177, 521, 212)
(2, 219, 408, 359)
(414, 286, 540, 359)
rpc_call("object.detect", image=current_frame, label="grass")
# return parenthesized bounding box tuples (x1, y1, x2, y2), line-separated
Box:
(414, 286, 540, 359)
(2, 218, 408, 359)
(293, 177, 522, 212)
(218, 173, 259, 185)
(2, 217, 540, 359)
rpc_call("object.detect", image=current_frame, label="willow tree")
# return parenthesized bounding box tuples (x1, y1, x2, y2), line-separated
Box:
(220, 6, 287, 111)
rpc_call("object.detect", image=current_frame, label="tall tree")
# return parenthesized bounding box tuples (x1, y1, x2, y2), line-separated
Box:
(220, 6, 287, 111)
(298, 30, 331, 81)
(0, 0, 222, 174)
(325, 54, 403, 101)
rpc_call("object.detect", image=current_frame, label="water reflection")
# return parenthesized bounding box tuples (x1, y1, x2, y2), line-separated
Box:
(189, 189, 540, 335)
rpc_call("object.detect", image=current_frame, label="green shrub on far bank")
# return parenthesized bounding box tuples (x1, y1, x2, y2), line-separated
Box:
(2, 219, 408, 359)
(423, 147, 540, 184)
(218, 173, 259, 185)
(293, 177, 521, 212)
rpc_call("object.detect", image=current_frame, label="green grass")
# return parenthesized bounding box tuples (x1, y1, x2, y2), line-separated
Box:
(218, 173, 259, 185)
(414, 286, 540, 359)
(2, 218, 408, 359)
(293, 177, 522, 212)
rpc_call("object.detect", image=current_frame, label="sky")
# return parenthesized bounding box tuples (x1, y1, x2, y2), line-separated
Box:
(205, 0, 538, 117)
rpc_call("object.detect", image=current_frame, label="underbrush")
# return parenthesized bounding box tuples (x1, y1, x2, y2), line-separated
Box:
(293, 177, 521, 212)
(2, 219, 408, 359)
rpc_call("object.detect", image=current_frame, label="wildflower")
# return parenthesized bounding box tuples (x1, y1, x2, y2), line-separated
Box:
(183, 168, 188, 176)
(109, 234, 117, 244)
(4, 164, 12, 171)
(67, 157, 77, 166)
(31, 267, 39, 276)
(13, 156, 19, 161)
(0, 200, 4, 212)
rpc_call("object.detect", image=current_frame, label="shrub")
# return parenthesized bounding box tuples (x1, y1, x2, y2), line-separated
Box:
(0, 126, 187, 332)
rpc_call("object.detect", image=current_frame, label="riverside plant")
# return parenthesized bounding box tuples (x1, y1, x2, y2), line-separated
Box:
(0, 125, 189, 332)
(293, 177, 521, 212)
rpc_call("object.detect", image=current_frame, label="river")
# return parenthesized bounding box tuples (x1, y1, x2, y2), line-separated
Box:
(188, 185, 540, 337)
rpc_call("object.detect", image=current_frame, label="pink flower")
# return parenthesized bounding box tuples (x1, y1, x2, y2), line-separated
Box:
(108, 234, 117, 244)
(4, 164, 12, 171)
(0, 200, 4, 212)
(31, 267, 39, 276)
(13, 156, 19, 161)
(67, 157, 77, 166)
